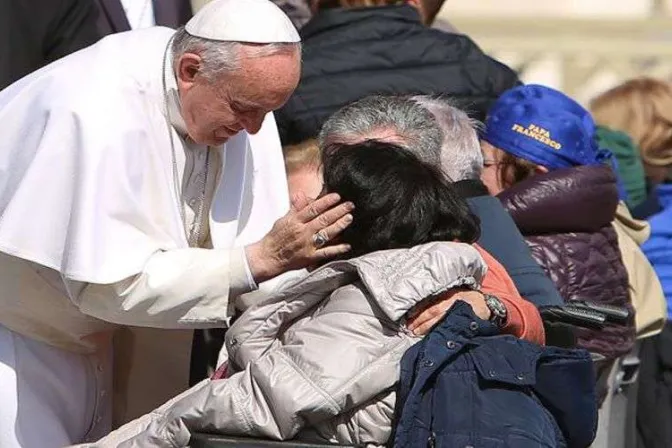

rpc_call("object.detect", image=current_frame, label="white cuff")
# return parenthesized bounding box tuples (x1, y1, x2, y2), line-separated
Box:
(230, 247, 258, 295)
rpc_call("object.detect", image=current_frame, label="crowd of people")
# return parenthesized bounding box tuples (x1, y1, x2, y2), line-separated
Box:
(0, 0, 671, 447)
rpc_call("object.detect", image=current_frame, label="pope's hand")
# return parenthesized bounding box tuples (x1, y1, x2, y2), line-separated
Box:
(406, 289, 491, 336)
(246, 192, 354, 283)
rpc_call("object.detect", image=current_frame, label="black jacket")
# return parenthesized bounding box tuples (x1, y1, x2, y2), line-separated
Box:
(0, 0, 101, 90)
(276, 5, 520, 145)
(94, 0, 192, 35)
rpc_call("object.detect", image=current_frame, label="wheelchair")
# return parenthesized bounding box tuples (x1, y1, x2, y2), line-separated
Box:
(189, 301, 632, 448)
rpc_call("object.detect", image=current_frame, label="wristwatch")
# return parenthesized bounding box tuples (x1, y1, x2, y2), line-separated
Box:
(484, 293, 508, 328)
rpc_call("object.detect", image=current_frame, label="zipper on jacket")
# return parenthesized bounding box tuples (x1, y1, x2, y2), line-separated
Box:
(428, 431, 436, 448)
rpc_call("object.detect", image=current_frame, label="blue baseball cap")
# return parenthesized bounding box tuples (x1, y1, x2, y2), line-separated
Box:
(482, 85, 609, 170)
(494, 84, 596, 136)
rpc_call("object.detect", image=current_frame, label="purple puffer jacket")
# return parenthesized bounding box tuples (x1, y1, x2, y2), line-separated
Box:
(499, 165, 635, 360)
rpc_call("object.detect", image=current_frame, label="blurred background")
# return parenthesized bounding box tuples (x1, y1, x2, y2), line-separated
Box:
(437, 0, 672, 104)
(189, 0, 672, 105)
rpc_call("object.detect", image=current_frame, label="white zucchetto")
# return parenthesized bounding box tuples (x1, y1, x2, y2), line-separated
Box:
(185, 0, 301, 43)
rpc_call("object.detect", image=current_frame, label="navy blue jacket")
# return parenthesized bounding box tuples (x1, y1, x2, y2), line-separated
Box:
(632, 180, 664, 220)
(458, 180, 563, 307)
(393, 302, 597, 448)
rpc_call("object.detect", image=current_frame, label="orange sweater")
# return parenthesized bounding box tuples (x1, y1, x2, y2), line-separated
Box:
(475, 245, 545, 345)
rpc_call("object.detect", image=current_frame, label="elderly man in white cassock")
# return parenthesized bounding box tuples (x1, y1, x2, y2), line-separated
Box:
(0, 0, 354, 446)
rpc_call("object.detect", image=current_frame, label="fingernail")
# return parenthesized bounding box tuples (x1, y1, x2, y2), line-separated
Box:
(345, 202, 355, 211)
(344, 214, 353, 223)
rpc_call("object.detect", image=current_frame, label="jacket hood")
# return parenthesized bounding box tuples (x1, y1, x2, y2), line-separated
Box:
(596, 125, 647, 208)
(242, 242, 486, 326)
(498, 165, 619, 235)
(350, 242, 485, 321)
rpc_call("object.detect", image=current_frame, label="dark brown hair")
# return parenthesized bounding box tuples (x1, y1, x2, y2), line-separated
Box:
(322, 140, 480, 258)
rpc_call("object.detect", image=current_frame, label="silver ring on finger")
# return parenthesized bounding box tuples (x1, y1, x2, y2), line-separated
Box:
(312, 231, 329, 248)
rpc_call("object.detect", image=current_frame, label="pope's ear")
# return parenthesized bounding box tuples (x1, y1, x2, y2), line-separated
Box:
(176, 53, 202, 88)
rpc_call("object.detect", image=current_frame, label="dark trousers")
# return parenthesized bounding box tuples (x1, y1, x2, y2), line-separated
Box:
(637, 322, 672, 448)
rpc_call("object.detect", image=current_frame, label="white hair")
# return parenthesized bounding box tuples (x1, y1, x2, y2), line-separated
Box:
(318, 95, 443, 167)
(171, 27, 301, 82)
(412, 95, 483, 181)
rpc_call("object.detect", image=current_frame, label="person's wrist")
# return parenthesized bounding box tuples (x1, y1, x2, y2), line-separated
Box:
(478, 292, 493, 320)
(245, 241, 280, 283)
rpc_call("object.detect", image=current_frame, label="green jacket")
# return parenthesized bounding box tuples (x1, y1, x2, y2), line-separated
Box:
(596, 125, 647, 208)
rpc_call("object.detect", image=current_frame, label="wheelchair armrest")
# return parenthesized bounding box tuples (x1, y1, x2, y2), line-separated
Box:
(190, 433, 353, 448)
(540, 302, 631, 350)
(539, 304, 607, 331)
(569, 301, 631, 325)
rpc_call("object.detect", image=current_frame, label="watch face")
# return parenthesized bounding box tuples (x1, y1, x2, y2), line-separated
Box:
(486, 295, 507, 318)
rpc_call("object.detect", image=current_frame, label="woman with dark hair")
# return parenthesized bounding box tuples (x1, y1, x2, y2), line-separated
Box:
(93, 141, 544, 447)
(321, 141, 480, 258)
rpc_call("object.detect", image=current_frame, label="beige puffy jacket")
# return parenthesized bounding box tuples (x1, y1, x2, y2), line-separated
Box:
(612, 202, 666, 339)
(88, 242, 486, 447)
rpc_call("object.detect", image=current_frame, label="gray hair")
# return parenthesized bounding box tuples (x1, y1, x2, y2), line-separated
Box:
(318, 95, 443, 167)
(412, 95, 483, 181)
(171, 27, 301, 82)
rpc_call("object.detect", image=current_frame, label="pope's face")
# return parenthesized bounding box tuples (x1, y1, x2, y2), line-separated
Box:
(177, 47, 300, 146)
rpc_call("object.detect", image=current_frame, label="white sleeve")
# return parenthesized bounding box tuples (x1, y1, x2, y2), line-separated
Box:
(69, 247, 257, 329)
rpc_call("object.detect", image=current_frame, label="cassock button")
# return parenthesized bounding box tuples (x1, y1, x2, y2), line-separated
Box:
(188, 198, 198, 207)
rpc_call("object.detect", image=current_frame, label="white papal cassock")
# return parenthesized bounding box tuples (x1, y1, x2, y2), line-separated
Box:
(0, 3, 300, 443)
